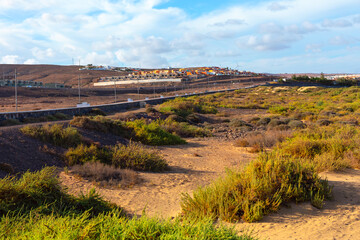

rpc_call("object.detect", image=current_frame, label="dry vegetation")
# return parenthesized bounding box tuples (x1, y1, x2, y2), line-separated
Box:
(3, 84, 360, 238)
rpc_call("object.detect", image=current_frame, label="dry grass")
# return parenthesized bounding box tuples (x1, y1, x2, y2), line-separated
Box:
(70, 162, 140, 188)
(235, 130, 293, 152)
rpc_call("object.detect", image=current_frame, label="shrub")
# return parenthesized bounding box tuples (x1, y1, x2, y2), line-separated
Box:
(235, 130, 292, 150)
(316, 119, 333, 126)
(166, 114, 186, 123)
(20, 124, 83, 148)
(111, 142, 168, 171)
(71, 116, 186, 146)
(186, 113, 202, 123)
(65, 142, 168, 172)
(288, 120, 306, 129)
(181, 153, 332, 223)
(0, 167, 118, 217)
(159, 97, 217, 118)
(256, 117, 271, 126)
(126, 119, 186, 145)
(65, 144, 112, 166)
(70, 116, 130, 137)
(277, 125, 360, 171)
(230, 119, 253, 128)
(70, 162, 139, 187)
(158, 119, 211, 138)
(145, 104, 157, 114)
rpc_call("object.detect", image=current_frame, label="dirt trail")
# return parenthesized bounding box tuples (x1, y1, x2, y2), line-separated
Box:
(60, 138, 253, 218)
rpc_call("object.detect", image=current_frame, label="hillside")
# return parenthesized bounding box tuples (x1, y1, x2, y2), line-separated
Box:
(0, 64, 122, 87)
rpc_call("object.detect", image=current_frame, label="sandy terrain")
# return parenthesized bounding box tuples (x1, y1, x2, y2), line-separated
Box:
(60, 138, 360, 240)
(60, 138, 253, 218)
(236, 169, 360, 240)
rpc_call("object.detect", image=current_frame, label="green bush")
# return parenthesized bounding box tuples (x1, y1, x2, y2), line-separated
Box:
(20, 124, 83, 148)
(278, 125, 360, 171)
(71, 116, 187, 146)
(112, 141, 168, 171)
(65, 144, 112, 166)
(181, 153, 332, 223)
(70, 116, 130, 137)
(158, 119, 211, 138)
(159, 97, 217, 118)
(126, 119, 186, 145)
(65, 142, 168, 172)
(0, 167, 118, 217)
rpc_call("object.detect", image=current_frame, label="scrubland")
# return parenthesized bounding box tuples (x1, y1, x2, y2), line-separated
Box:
(1, 85, 360, 239)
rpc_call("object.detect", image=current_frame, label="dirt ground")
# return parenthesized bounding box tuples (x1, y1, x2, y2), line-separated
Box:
(60, 138, 254, 218)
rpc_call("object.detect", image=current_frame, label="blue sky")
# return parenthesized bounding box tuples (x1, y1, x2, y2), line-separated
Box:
(0, 0, 359, 73)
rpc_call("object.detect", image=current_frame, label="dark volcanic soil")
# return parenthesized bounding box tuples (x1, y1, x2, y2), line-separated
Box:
(0, 123, 129, 178)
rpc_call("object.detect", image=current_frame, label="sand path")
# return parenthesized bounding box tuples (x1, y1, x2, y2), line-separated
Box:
(60, 138, 253, 218)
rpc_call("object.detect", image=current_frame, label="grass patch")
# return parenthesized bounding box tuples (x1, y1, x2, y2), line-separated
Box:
(70, 162, 140, 188)
(71, 116, 187, 146)
(126, 119, 186, 145)
(159, 118, 211, 137)
(65, 142, 168, 172)
(20, 124, 83, 148)
(235, 130, 292, 151)
(278, 124, 360, 171)
(0, 167, 119, 217)
(70, 116, 130, 137)
(181, 153, 332, 223)
(0, 213, 253, 240)
(159, 97, 218, 118)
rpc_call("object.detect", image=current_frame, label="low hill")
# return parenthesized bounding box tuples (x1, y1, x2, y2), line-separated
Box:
(0, 64, 124, 87)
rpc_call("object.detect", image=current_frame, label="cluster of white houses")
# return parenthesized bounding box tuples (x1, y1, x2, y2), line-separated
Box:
(326, 74, 360, 80)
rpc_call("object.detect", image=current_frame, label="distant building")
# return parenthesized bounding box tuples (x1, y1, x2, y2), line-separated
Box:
(0, 79, 43, 87)
(44, 83, 66, 88)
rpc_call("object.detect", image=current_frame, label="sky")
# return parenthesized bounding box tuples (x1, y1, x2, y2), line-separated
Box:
(0, 0, 359, 73)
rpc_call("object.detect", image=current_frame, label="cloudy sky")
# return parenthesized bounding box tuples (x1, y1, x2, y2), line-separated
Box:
(0, 0, 359, 73)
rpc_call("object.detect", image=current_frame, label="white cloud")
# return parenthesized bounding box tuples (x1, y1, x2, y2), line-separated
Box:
(31, 48, 55, 60)
(83, 51, 116, 66)
(24, 59, 39, 64)
(113, 36, 172, 67)
(322, 19, 353, 28)
(242, 34, 299, 51)
(306, 44, 322, 53)
(267, 2, 288, 11)
(1, 55, 19, 64)
(329, 36, 356, 45)
(0, 0, 359, 72)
